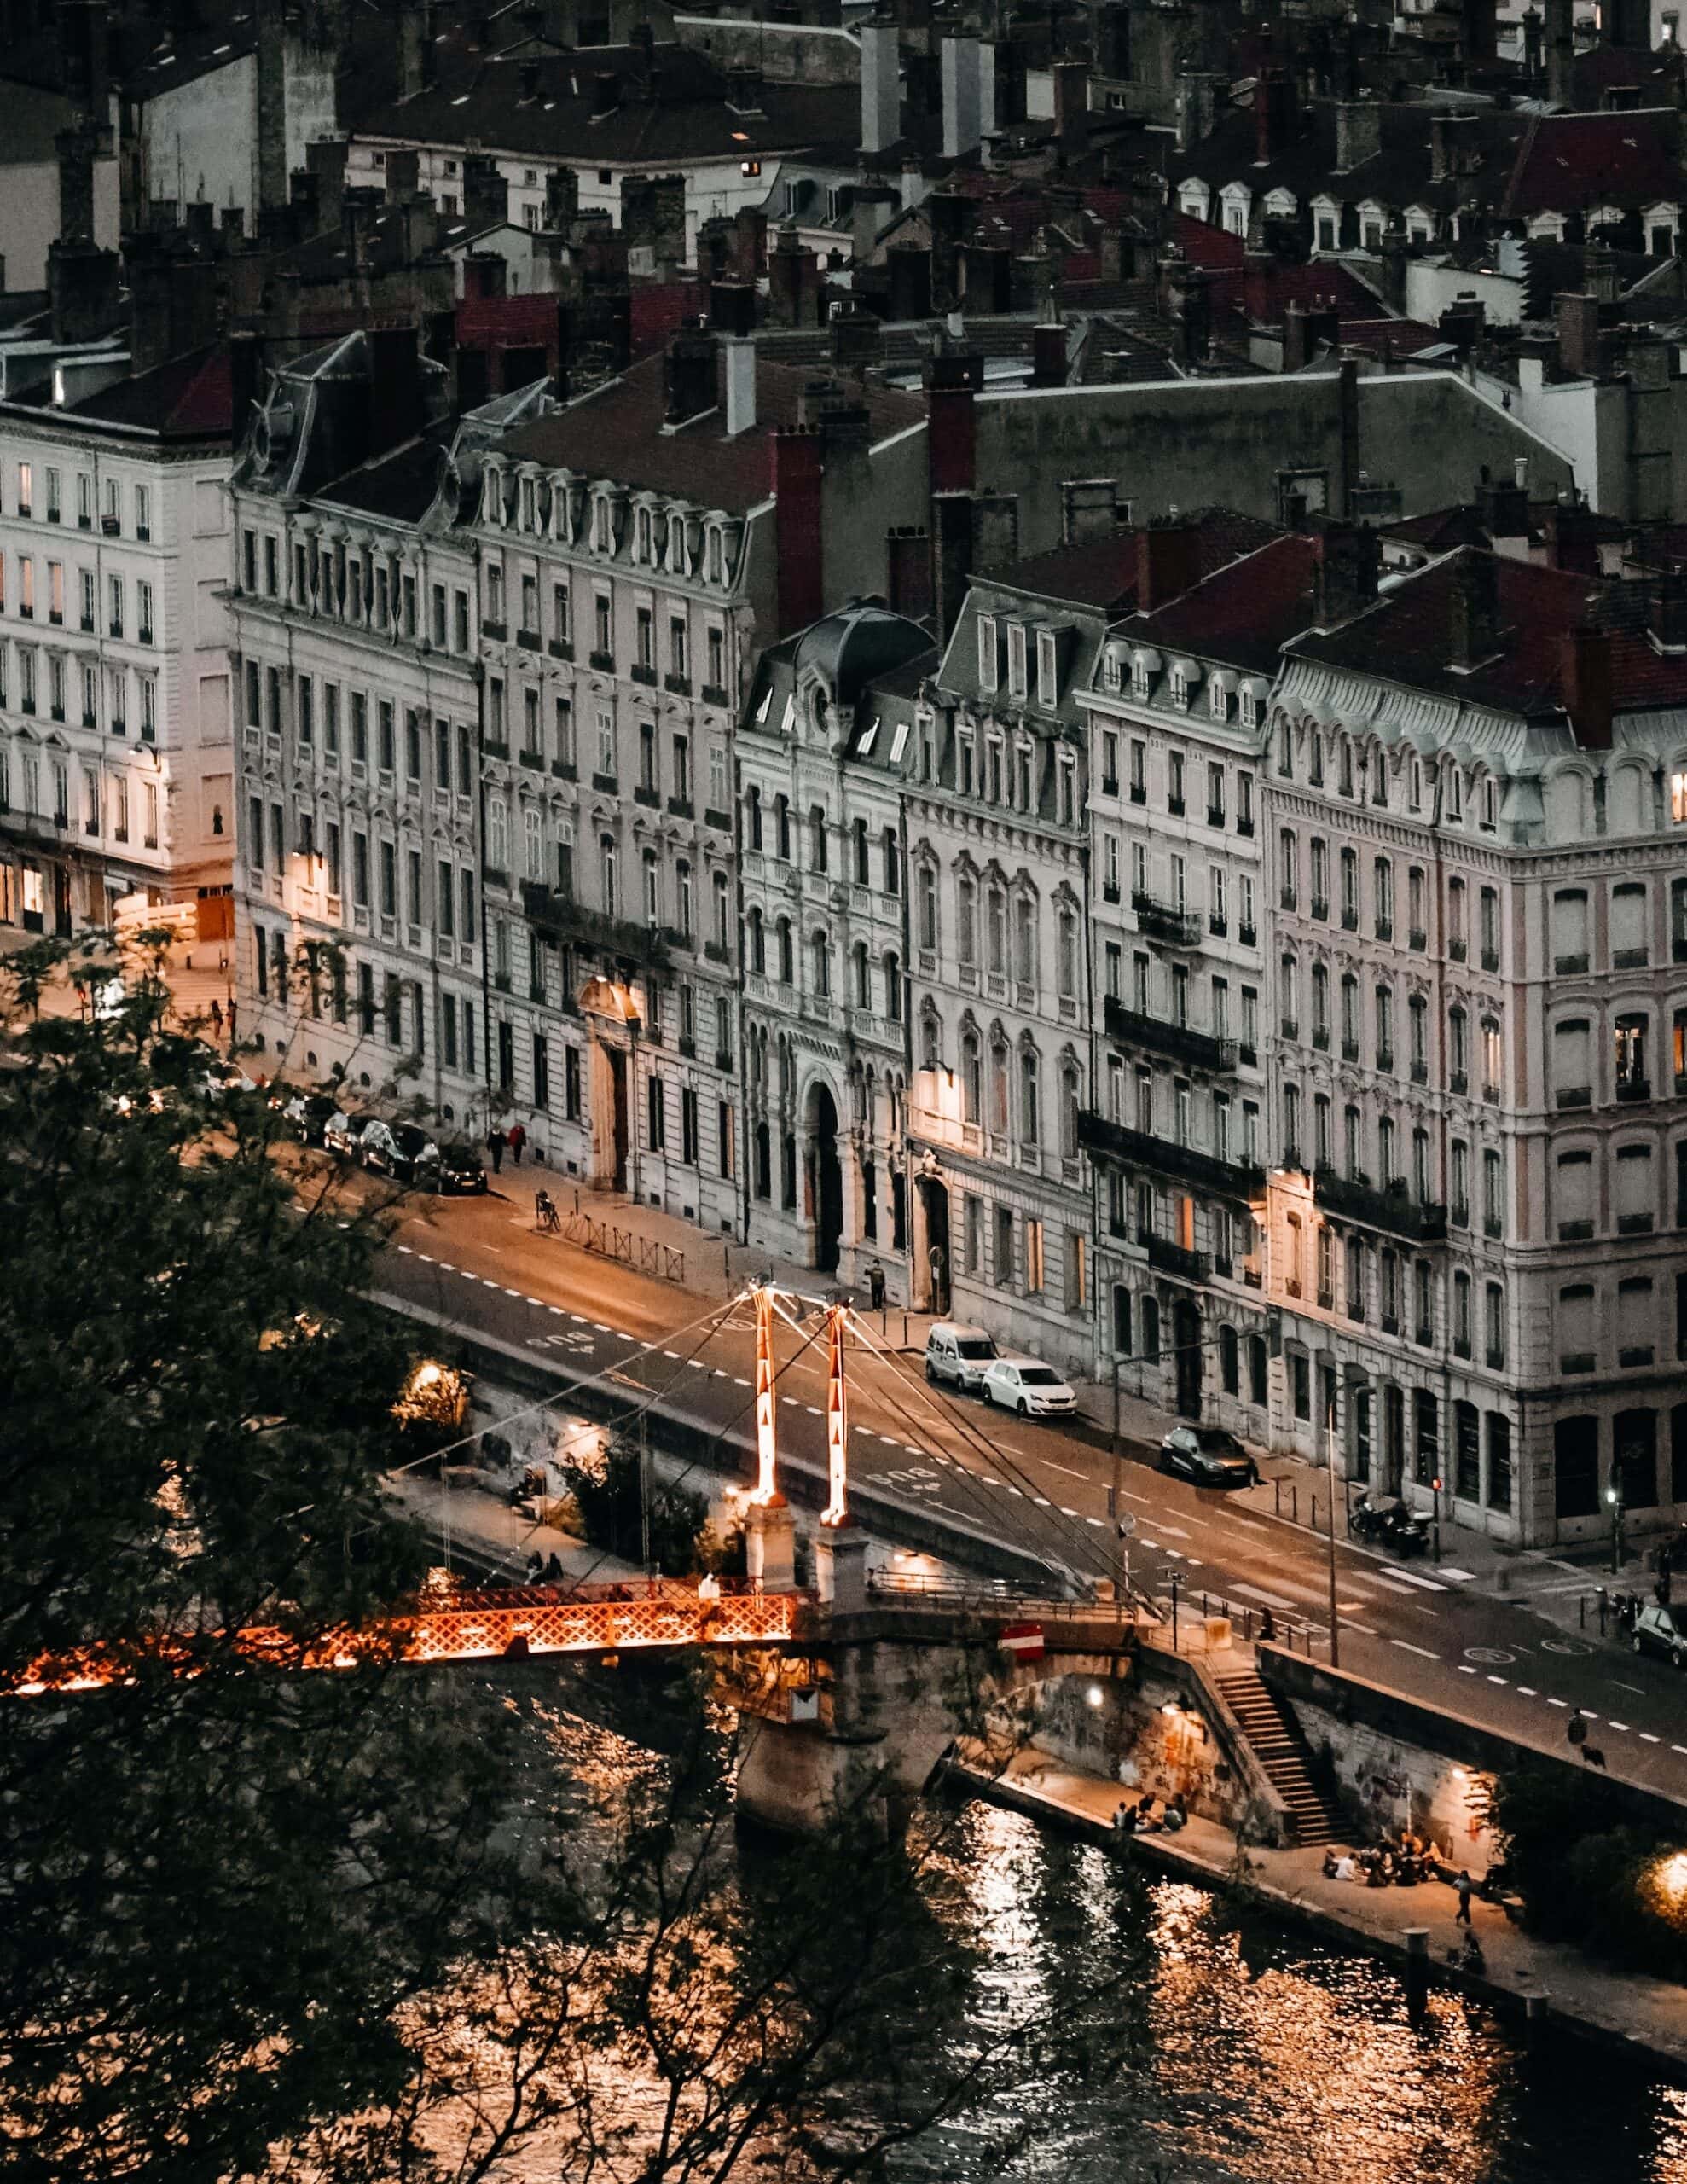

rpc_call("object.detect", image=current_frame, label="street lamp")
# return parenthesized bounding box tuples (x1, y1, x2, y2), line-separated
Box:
(1609, 1480, 1626, 1577)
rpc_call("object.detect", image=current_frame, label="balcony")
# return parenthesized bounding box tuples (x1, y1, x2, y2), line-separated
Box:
(1104, 996, 1236, 1072)
(549, 637, 575, 661)
(630, 663, 658, 687)
(520, 881, 670, 968)
(1146, 1234, 1210, 1283)
(1409, 927, 1427, 952)
(1555, 952, 1589, 976)
(482, 617, 507, 641)
(1209, 911, 1226, 937)
(1615, 1077, 1651, 1104)
(517, 629, 541, 651)
(1280, 886, 1298, 913)
(1077, 1109, 1265, 1202)
(1103, 881, 1122, 904)
(1310, 895, 1329, 922)
(1132, 890, 1201, 947)
(1313, 1165, 1448, 1243)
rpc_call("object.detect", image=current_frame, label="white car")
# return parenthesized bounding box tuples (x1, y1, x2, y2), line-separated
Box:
(981, 1356, 1078, 1418)
(923, 1322, 1000, 1393)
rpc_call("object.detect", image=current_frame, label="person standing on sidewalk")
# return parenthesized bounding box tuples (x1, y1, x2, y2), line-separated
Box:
(1455, 1870, 1473, 1925)
(209, 998, 223, 1040)
(507, 1120, 526, 1166)
(487, 1125, 507, 1174)
(226, 998, 238, 1046)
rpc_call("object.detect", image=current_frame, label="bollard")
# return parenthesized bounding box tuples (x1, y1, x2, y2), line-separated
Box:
(1580, 1594, 1586, 1629)
(902, 1311, 908, 1349)
(1403, 1928, 1429, 2019)
(1525, 1991, 1549, 2051)
(1312, 1495, 1319, 1532)
(1275, 1478, 1282, 1518)
(1291, 1484, 1299, 1525)
(724, 1245, 731, 1281)
(1598, 1588, 1608, 1635)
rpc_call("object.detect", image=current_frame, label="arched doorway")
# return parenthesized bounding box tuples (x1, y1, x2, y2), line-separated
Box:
(806, 1082, 843, 1273)
(917, 1174, 950, 1312)
(1173, 1298, 1203, 1419)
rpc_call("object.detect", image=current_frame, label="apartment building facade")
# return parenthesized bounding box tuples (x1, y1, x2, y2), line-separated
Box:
(737, 602, 931, 1287)
(227, 329, 487, 1118)
(0, 350, 234, 944)
(1079, 525, 1299, 1438)
(1263, 545, 1687, 1548)
(901, 572, 1102, 1380)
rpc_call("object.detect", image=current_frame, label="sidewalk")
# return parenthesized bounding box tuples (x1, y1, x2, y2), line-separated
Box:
(956, 1740, 1687, 2079)
(385, 1467, 643, 1588)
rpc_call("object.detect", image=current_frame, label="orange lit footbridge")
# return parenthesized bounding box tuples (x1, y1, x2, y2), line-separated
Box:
(14, 1287, 1126, 1699)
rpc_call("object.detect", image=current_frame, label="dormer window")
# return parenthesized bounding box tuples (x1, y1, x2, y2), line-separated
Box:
(635, 507, 652, 562)
(1006, 623, 1028, 701)
(1036, 628, 1058, 707)
(1209, 678, 1227, 723)
(519, 476, 536, 531)
(977, 613, 1000, 693)
(1103, 647, 1123, 693)
(1481, 775, 1498, 832)
(1239, 686, 1258, 730)
(1446, 765, 1464, 822)
(593, 497, 610, 552)
(1131, 655, 1151, 700)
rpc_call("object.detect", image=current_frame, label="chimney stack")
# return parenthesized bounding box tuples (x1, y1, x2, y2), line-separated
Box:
(1556, 290, 1604, 378)
(1136, 514, 1204, 613)
(1052, 61, 1089, 154)
(1309, 519, 1381, 628)
(1545, 0, 1574, 101)
(860, 22, 901, 154)
(1448, 547, 1503, 668)
(1255, 66, 1296, 164)
(664, 323, 717, 427)
(1561, 623, 1613, 747)
(941, 34, 982, 159)
(1334, 99, 1381, 171)
(723, 334, 756, 436)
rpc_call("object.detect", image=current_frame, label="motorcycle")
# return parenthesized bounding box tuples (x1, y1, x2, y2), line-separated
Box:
(1350, 1494, 1433, 1558)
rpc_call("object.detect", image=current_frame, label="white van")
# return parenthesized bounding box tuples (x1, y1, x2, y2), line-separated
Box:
(923, 1322, 1000, 1394)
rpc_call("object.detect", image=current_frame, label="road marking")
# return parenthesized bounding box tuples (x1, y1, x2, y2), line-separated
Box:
(1120, 1490, 1151, 1505)
(1615, 1681, 1645, 1694)
(805, 1403, 821, 1415)
(1673, 1745, 1687, 1755)
(1086, 1515, 1105, 1526)
(397, 1244, 413, 1254)
(1226, 1515, 1272, 1533)
(1060, 1505, 1080, 1517)
(1487, 1676, 1508, 1686)
(1007, 1486, 1025, 1497)
(664, 1350, 681, 1360)
(1458, 1664, 1477, 1675)
(1642, 1733, 1662, 1744)
(1036, 1458, 1088, 1481)
(1231, 1583, 1302, 1613)
(733, 1375, 750, 1387)
(1437, 1567, 1478, 1583)
(1390, 1639, 1441, 1660)
(1162, 1548, 1186, 1560)
(1516, 1686, 1538, 1697)
(1343, 1621, 1380, 1636)
(548, 1305, 565, 1316)
(1387, 1568, 1449, 1593)
(713, 1367, 729, 1378)
(1581, 1711, 1600, 1721)
(1152, 1523, 1191, 1540)
(502, 1287, 522, 1297)
(1548, 1698, 1568, 1708)
(1032, 1496, 1051, 1507)
(593, 1323, 610, 1333)
(436, 1263, 455, 1273)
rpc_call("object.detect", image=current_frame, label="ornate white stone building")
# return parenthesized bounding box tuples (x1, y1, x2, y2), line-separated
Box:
(0, 349, 234, 943)
(737, 601, 932, 1287)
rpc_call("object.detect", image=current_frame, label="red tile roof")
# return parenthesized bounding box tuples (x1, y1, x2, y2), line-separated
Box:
(1002, 507, 1283, 612)
(1292, 549, 1687, 715)
(1499, 108, 1682, 220)
(67, 344, 232, 439)
(496, 351, 923, 511)
(1122, 533, 1323, 673)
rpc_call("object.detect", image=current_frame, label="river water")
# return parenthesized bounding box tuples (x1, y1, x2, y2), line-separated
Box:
(886, 1798, 1687, 2184)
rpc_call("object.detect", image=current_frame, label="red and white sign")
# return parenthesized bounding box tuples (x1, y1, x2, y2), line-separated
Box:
(999, 1622, 1046, 1663)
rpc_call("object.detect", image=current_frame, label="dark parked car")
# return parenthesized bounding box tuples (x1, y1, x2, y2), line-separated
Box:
(362, 1119, 442, 1184)
(1350, 1495, 1432, 1556)
(1632, 1600, 1687, 1670)
(1158, 1425, 1260, 1488)
(281, 1091, 339, 1145)
(436, 1141, 488, 1194)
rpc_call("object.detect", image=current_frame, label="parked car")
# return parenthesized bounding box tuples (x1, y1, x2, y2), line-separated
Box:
(203, 1059, 258, 1098)
(981, 1356, 1078, 1418)
(1349, 1494, 1432, 1557)
(281, 1091, 339, 1145)
(322, 1111, 374, 1161)
(924, 1322, 1000, 1393)
(435, 1141, 488, 1194)
(1632, 1600, 1687, 1670)
(362, 1119, 442, 1183)
(1158, 1425, 1260, 1489)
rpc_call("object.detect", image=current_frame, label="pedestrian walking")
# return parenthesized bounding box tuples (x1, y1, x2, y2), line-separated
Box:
(1455, 1869, 1473, 1925)
(487, 1125, 507, 1174)
(507, 1120, 526, 1166)
(226, 998, 238, 1044)
(209, 998, 223, 1039)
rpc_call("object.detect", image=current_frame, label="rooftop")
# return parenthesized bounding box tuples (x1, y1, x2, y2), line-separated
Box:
(496, 351, 924, 512)
(1000, 508, 1284, 613)
(1116, 532, 1324, 676)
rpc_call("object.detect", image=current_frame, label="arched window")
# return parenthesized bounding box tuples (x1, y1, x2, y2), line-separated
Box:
(986, 884, 1006, 978)
(883, 828, 900, 894)
(920, 1006, 941, 1074)
(1057, 905, 1078, 1001)
(1059, 1060, 1081, 1159)
(988, 1035, 1010, 1136)
(1014, 893, 1035, 987)
(774, 794, 791, 862)
(748, 908, 765, 974)
(853, 817, 870, 885)
(917, 862, 938, 952)
(712, 868, 730, 951)
(958, 873, 977, 967)
(961, 1027, 982, 1124)
(852, 941, 870, 1008)
(775, 915, 793, 985)
(746, 784, 762, 850)
(1219, 1323, 1238, 1394)
(884, 950, 902, 1022)
(812, 931, 832, 996)
(1020, 1046, 1041, 1147)
(675, 858, 692, 938)
(809, 805, 828, 873)
(601, 834, 618, 919)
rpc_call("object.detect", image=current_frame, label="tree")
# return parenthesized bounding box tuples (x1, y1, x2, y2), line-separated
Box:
(0, 938, 542, 2182)
(0, 938, 1142, 2182)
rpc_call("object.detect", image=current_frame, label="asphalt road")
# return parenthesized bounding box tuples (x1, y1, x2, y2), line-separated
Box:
(362, 1172, 1687, 1810)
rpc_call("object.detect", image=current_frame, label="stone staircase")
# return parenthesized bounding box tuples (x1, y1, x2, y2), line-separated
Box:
(1215, 1668, 1344, 1846)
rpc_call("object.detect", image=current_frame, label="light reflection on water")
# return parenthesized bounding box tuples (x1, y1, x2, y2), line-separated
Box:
(896, 1800, 1687, 2184)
